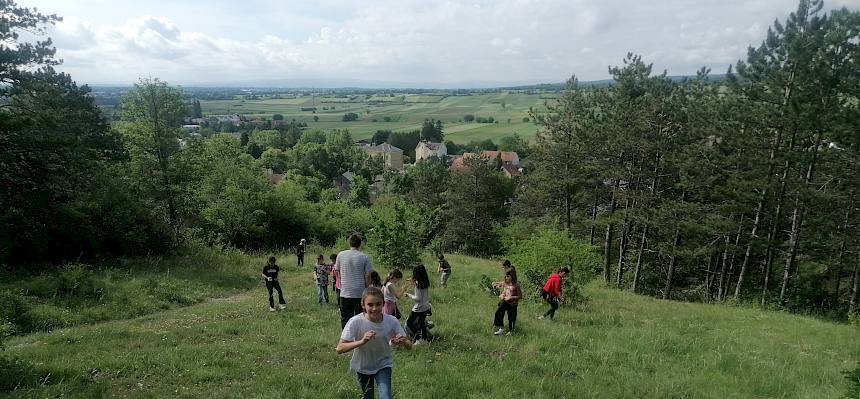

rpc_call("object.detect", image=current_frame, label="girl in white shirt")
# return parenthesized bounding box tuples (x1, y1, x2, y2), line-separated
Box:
(337, 287, 411, 399)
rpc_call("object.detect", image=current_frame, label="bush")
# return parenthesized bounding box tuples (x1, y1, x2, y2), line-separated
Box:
(844, 362, 860, 399)
(505, 228, 600, 305)
(342, 112, 359, 122)
(367, 201, 422, 269)
(53, 263, 106, 302)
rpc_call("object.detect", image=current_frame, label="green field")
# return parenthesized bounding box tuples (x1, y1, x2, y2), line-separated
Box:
(3, 253, 858, 398)
(201, 92, 549, 143)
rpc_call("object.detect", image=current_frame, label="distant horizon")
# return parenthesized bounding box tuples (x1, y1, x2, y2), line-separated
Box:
(18, 0, 857, 87)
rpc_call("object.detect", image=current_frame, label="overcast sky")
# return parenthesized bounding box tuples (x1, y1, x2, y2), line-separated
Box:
(16, 0, 859, 86)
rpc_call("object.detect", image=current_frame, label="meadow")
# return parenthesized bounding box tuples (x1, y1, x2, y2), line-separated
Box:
(200, 92, 552, 143)
(2, 252, 858, 398)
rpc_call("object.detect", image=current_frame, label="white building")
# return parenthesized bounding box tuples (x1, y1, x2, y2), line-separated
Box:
(415, 141, 447, 162)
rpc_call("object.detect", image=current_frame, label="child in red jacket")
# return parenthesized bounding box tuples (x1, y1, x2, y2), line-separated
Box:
(539, 267, 570, 320)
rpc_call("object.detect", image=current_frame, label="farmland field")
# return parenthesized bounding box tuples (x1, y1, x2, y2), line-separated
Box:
(200, 92, 552, 143)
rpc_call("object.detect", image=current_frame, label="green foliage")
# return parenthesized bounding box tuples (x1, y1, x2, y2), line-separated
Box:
(348, 175, 370, 207)
(505, 228, 601, 302)
(844, 363, 860, 399)
(463, 114, 474, 122)
(367, 202, 422, 269)
(341, 112, 359, 122)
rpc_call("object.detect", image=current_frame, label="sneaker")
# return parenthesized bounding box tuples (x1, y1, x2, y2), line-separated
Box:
(537, 315, 545, 320)
(493, 328, 505, 336)
(269, 307, 276, 312)
(413, 339, 427, 346)
(278, 304, 286, 310)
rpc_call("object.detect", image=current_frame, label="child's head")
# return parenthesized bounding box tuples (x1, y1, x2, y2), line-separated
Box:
(438, 254, 445, 260)
(384, 269, 403, 284)
(361, 287, 385, 314)
(317, 254, 324, 264)
(370, 270, 382, 287)
(412, 264, 430, 289)
(505, 269, 518, 284)
(329, 253, 337, 262)
(267, 256, 276, 265)
(502, 259, 512, 269)
(559, 266, 571, 276)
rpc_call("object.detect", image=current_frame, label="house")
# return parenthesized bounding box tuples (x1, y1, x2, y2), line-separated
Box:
(357, 142, 404, 170)
(334, 171, 356, 198)
(265, 168, 284, 185)
(449, 150, 522, 178)
(415, 141, 447, 162)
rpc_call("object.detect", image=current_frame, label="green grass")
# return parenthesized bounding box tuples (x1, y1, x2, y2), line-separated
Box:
(201, 92, 547, 144)
(3, 253, 858, 398)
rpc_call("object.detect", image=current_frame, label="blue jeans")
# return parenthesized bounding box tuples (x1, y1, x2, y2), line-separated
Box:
(316, 284, 329, 304)
(357, 367, 392, 399)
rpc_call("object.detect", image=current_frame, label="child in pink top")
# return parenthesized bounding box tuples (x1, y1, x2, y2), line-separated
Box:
(331, 253, 341, 307)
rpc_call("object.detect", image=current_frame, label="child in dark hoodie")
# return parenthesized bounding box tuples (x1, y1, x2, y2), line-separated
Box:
(539, 266, 570, 320)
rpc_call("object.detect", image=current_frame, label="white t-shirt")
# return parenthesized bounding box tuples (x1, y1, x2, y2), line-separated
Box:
(341, 314, 406, 374)
(336, 249, 372, 298)
(383, 282, 398, 303)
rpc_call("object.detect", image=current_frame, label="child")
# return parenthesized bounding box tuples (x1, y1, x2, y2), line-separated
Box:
(261, 256, 286, 311)
(330, 253, 341, 307)
(405, 264, 432, 344)
(382, 269, 404, 319)
(539, 266, 570, 320)
(297, 238, 306, 267)
(336, 287, 412, 399)
(437, 254, 451, 288)
(492, 269, 522, 335)
(313, 254, 330, 304)
(369, 270, 383, 289)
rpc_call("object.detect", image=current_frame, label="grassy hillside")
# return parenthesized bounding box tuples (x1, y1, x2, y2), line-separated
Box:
(3, 253, 858, 398)
(200, 92, 546, 143)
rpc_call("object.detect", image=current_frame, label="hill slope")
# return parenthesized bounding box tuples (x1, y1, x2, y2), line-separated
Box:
(4, 254, 858, 398)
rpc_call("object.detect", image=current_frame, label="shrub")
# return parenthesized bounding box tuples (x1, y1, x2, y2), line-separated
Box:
(505, 228, 600, 305)
(367, 202, 422, 269)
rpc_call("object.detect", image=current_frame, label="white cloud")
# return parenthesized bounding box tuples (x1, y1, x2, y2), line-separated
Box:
(27, 0, 859, 85)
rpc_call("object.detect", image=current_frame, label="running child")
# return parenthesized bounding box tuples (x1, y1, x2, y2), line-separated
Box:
(539, 266, 570, 320)
(492, 269, 522, 335)
(405, 264, 432, 344)
(336, 287, 412, 399)
(313, 254, 331, 304)
(261, 256, 286, 311)
(382, 269, 404, 319)
(330, 253, 340, 307)
(437, 254, 451, 288)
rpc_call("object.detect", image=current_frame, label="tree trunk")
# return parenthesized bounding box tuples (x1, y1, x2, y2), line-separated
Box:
(663, 228, 681, 300)
(603, 180, 618, 284)
(617, 198, 632, 287)
(850, 251, 859, 315)
(632, 225, 648, 293)
(146, 85, 178, 242)
(778, 131, 820, 307)
(726, 217, 743, 299)
(762, 128, 796, 305)
(664, 191, 686, 300)
(589, 183, 599, 245)
(718, 234, 731, 302)
(705, 252, 718, 301)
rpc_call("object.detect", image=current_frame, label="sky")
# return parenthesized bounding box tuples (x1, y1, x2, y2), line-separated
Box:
(16, 0, 860, 87)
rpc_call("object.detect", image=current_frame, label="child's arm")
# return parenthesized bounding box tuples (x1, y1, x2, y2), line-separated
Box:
(335, 331, 376, 354)
(390, 334, 412, 349)
(389, 284, 404, 299)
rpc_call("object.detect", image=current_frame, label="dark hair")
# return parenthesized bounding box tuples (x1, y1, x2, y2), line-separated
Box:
(316, 254, 325, 263)
(502, 259, 512, 268)
(505, 269, 518, 284)
(348, 233, 362, 248)
(437, 254, 445, 260)
(384, 269, 403, 285)
(361, 286, 384, 306)
(267, 256, 276, 264)
(412, 264, 430, 289)
(559, 266, 571, 274)
(329, 253, 337, 261)
(369, 270, 382, 288)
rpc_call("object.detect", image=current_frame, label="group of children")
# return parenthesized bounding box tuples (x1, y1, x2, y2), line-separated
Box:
(263, 246, 570, 399)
